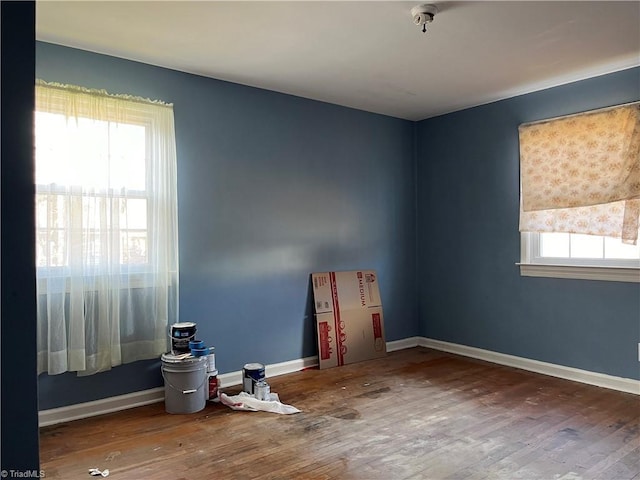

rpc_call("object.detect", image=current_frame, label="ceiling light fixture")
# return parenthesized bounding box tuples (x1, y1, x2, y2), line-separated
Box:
(411, 4, 438, 33)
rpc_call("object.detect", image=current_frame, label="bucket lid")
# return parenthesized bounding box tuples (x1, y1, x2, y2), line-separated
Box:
(171, 322, 196, 328)
(162, 352, 203, 363)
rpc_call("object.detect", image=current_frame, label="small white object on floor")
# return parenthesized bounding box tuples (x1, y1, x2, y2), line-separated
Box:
(220, 391, 301, 414)
(88, 467, 109, 477)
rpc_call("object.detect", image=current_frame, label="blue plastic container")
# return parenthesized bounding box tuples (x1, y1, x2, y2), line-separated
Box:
(191, 346, 209, 357)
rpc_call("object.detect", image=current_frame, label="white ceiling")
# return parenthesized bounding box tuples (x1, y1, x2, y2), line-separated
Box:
(36, 1, 640, 121)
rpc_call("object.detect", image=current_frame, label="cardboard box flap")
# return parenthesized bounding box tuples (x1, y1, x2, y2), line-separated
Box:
(312, 270, 382, 314)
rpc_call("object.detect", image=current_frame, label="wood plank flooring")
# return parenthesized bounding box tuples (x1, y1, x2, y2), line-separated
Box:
(39, 347, 640, 479)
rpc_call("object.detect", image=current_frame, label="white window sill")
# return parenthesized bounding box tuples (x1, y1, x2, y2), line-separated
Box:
(517, 263, 640, 283)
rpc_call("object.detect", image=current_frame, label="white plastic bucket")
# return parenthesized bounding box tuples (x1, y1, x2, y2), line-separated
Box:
(161, 353, 206, 414)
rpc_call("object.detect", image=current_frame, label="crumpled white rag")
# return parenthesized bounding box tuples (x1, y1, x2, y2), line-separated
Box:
(220, 391, 301, 414)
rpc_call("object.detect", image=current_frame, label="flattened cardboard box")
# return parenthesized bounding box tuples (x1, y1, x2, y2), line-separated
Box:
(312, 271, 386, 369)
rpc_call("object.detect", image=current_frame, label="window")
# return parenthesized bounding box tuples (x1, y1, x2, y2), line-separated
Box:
(35, 111, 150, 271)
(518, 102, 640, 283)
(520, 232, 640, 282)
(35, 81, 179, 376)
(537, 232, 640, 265)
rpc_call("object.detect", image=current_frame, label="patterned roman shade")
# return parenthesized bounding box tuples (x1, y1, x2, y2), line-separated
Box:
(519, 103, 640, 244)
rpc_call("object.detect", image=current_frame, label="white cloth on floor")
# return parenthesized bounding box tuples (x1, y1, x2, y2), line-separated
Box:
(220, 391, 301, 414)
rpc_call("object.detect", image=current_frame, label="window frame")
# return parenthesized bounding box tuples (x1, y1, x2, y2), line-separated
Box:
(519, 232, 640, 283)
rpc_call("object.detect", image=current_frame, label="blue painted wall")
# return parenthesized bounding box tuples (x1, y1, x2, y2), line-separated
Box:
(35, 42, 418, 409)
(31, 44, 640, 411)
(416, 67, 640, 380)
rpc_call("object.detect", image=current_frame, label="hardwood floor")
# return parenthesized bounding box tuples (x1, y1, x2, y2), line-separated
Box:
(39, 347, 640, 479)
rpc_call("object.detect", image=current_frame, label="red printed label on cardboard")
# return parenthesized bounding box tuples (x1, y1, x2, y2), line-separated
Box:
(330, 272, 346, 365)
(319, 321, 332, 360)
(372, 312, 382, 339)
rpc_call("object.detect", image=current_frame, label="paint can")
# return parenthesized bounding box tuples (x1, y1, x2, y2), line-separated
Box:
(207, 369, 219, 401)
(206, 348, 216, 372)
(170, 322, 197, 354)
(242, 363, 265, 394)
(254, 380, 270, 401)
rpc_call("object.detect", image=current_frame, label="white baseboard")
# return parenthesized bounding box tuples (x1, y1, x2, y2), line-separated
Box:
(39, 355, 320, 427)
(420, 337, 640, 395)
(217, 355, 319, 389)
(39, 336, 639, 427)
(38, 387, 166, 428)
(386, 336, 421, 352)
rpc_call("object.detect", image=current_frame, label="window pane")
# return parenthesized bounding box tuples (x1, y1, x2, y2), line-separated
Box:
(121, 232, 147, 264)
(36, 193, 68, 267)
(35, 111, 149, 268)
(83, 233, 103, 265)
(570, 234, 603, 259)
(36, 193, 67, 229)
(540, 232, 569, 257)
(35, 112, 71, 185)
(123, 199, 147, 230)
(604, 235, 640, 259)
(109, 122, 146, 191)
(36, 229, 66, 267)
(35, 112, 146, 191)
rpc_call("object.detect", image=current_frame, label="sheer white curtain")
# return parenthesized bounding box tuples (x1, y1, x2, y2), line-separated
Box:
(35, 80, 179, 376)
